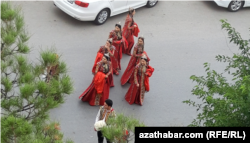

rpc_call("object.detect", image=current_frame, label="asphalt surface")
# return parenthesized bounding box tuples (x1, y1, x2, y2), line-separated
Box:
(12, 1, 250, 143)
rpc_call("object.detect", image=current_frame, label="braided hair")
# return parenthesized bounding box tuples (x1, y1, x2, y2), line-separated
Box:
(138, 37, 144, 52)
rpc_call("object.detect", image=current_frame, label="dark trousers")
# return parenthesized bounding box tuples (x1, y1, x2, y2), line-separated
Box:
(97, 131, 111, 143)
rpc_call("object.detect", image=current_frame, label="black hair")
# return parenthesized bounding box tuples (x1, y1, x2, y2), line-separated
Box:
(115, 24, 121, 30)
(103, 54, 110, 61)
(105, 99, 113, 107)
(128, 8, 135, 25)
(141, 57, 148, 62)
(138, 37, 144, 52)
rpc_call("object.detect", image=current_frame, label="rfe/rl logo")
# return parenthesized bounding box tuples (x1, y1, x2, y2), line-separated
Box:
(209, 131, 243, 138)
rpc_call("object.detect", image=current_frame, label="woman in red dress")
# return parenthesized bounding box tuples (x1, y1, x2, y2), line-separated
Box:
(109, 22, 128, 75)
(92, 38, 118, 87)
(120, 36, 150, 85)
(122, 7, 139, 55)
(124, 55, 154, 106)
(79, 54, 112, 106)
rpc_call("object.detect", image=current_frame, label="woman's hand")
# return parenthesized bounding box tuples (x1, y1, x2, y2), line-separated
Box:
(105, 75, 108, 78)
(137, 83, 139, 87)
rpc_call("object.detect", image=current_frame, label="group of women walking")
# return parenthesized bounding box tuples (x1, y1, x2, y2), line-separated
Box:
(79, 8, 154, 106)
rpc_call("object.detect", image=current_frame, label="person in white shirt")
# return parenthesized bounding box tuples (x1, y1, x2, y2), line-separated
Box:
(94, 99, 116, 143)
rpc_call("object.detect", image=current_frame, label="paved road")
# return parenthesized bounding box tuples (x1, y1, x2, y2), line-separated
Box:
(13, 1, 249, 143)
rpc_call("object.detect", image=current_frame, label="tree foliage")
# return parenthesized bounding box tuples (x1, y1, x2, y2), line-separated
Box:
(1, 2, 74, 142)
(183, 19, 250, 126)
(101, 113, 145, 143)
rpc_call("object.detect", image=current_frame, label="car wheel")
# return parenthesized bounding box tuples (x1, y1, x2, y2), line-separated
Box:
(146, 0, 158, 8)
(94, 8, 110, 25)
(228, 0, 243, 12)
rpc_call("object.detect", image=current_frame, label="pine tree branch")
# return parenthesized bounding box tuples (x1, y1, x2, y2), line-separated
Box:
(35, 92, 41, 99)
(16, 105, 34, 113)
(1, 88, 7, 99)
(6, 92, 18, 99)
(1, 112, 8, 116)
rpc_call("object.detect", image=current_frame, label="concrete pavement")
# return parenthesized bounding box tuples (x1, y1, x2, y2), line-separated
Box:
(12, 1, 250, 142)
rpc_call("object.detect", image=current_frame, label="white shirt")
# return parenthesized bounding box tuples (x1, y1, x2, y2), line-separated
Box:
(95, 107, 113, 123)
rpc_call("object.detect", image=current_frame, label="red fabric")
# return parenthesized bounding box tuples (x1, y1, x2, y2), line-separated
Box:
(124, 74, 142, 105)
(92, 47, 117, 87)
(133, 22, 140, 37)
(109, 30, 128, 70)
(121, 36, 128, 59)
(95, 46, 118, 75)
(94, 72, 106, 94)
(120, 54, 137, 85)
(92, 52, 103, 73)
(144, 66, 154, 92)
(79, 62, 112, 106)
(79, 78, 110, 106)
(124, 65, 153, 106)
(122, 14, 134, 55)
(114, 41, 121, 44)
(121, 48, 150, 85)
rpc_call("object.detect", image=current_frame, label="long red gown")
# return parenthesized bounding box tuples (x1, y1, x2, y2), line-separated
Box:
(109, 30, 128, 71)
(120, 44, 150, 85)
(92, 46, 118, 87)
(125, 63, 154, 106)
(122, 14, 139, 55)
(79, 61, 112, 106)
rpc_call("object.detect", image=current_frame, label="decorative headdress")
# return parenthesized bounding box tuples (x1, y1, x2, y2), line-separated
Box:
(104, 53, 110, 61)
(129, 7, 135, 15)
(139, 35, 144, 40)
(107, 38, 113, 44)
(129, 7, 134, 11)
(104, 53, 109, 58)
(141, 54, 147, 61)
(115, 22, 121, 29)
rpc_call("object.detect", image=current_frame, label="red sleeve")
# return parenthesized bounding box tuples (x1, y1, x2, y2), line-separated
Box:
(144, 66, 154, 91)
(109, 32, 113, 39)
(97, 47, 103, 53)
(94, 72, 106, 94)
(114, 40, 121, 44)
(143, 51, 150, 62)
(92, 53, 103, 73)
(133, 23, 140, 37)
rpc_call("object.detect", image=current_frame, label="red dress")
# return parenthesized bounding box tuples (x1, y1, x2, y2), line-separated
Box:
(122, 14, 139, 55)
(109, 30, 128, 71)
(92, 46, 118, 87)
(125, 63, 154, 106)
(120, 44, 150, 85)
(79, 61, 112, 106)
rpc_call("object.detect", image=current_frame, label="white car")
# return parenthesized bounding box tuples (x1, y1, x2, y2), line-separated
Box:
(214, 0, 250, 12)
(53, 0, 158, 25)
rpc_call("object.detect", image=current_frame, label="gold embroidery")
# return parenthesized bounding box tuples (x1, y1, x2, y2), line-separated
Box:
(134, 68, 138, 84)
(95, 89, 103, 106)
(95, 63, 100, 74)
(140, 65, 146, 105)
(101, 108, 114, 122)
